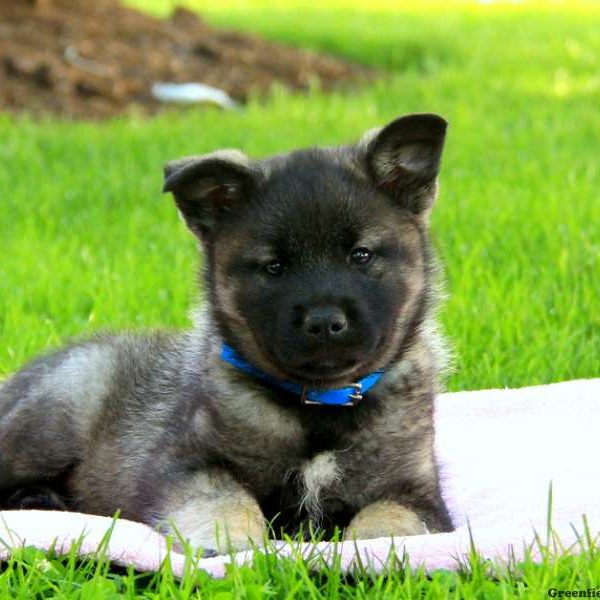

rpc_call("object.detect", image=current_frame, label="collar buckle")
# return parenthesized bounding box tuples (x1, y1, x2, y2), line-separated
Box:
(348, 382, 363, 405)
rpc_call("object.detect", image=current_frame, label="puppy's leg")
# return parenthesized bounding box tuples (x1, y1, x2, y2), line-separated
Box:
(159, 470, 267, 554)
(0, 342, 117, 492)
(343, 501, 428, 540)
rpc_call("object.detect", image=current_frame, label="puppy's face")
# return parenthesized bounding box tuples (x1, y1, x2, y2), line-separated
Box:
(164, 114, 447, 386)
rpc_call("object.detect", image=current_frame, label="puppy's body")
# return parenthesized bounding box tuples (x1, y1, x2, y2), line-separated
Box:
(1, 114, 454, 549)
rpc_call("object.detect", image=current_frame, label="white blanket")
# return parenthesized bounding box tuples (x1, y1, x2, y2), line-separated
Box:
(2, 379, 599, 577)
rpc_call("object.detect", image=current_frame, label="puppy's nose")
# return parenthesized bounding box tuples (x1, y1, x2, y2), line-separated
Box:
(303, 307, 348, 339)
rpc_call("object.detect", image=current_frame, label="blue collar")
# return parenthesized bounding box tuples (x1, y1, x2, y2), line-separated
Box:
(220, 343, 384, 407)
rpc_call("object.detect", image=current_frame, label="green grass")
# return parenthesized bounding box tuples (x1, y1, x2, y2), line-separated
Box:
(1, 0, 599, 596)
(3, 518, 600, 598)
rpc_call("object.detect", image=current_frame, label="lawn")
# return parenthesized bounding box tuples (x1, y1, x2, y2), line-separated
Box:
(1, 0, 599, 596)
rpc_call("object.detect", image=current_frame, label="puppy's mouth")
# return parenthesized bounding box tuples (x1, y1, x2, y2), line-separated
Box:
(261, 338, 386, 387)
(299, 358, 357, 377)
(277, 358, 364, 387)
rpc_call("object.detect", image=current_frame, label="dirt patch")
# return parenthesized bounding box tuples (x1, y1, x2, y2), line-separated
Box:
(0, 0, 373, 120)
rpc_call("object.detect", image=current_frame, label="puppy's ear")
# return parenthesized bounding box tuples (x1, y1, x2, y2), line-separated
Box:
(361, 113, 448, 214)
(163, 150, 255, 239)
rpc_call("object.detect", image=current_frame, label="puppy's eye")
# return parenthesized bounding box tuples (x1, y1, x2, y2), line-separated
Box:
(350, 247, 373, 265)
(264, 260, 284, 276)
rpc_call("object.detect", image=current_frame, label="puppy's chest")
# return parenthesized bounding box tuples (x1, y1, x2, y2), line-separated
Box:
(291, 426, 398, 501)
(256, 430, 404, 535)
(211, 386, 424, 505)
(232, 410, 398, 507)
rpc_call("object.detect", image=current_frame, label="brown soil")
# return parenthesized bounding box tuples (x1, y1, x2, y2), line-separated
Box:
(0, 0, 373, 120)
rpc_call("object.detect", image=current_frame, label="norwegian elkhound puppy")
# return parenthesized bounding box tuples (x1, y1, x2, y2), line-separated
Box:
(0, 113, 453, 552)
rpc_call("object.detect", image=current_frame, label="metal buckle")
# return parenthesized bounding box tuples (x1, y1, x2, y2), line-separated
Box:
(347, 382, 363, 405)
(300, 382, 363, 407)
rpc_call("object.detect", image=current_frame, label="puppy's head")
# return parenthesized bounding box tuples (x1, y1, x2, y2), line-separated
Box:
(164, 114, 447, 387)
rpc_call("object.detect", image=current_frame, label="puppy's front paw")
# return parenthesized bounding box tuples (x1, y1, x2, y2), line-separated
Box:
(343, 501, 428, 540)
(164, 486, 267, 554)
(211, 503, 267, 552)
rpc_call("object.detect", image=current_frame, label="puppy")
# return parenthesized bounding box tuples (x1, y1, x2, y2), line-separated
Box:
(0, 113, 453, 552)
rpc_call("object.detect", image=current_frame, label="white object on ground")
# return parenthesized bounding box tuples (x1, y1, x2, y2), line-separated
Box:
(151, 82, 239, 110)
